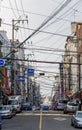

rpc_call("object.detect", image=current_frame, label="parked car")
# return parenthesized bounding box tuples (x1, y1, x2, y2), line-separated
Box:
(41, 104, 49, 110)
(7, 95, 22, 113)
(63, 102, 79, 114)
(10, 106, 17, 116)
(21, 103, 32, 110)
(32, 106, 36, 111)
(0, 116, 2, 130)
(0, 105, 14, 119)
(71, 111, 82, 128)
(53, 99, 68, 110)
(32, 106, 40, 111)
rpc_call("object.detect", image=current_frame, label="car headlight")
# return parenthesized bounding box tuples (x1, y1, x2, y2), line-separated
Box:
(7, 111, 11, 114)
(75, 119, 80, 122)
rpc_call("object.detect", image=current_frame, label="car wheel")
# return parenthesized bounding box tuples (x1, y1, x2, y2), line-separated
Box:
(64, 110, 67, 114)
(74, 123, 77, 128)
(0, 126, 2, 130)
(71, 121, 73, 126)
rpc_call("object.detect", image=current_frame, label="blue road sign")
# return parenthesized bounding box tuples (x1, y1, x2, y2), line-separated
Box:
(18, 75, 25, 82)
(0, 59, 5, 66)
(18, 76, 25, 79)
(18, 79, 25, 82)
(27, 68, 34, 76)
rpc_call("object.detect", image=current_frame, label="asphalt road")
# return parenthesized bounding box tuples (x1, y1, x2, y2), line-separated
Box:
(2, 111, 80, 130)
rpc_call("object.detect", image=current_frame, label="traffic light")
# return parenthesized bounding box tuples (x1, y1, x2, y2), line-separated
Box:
(39, 73, 45, 76)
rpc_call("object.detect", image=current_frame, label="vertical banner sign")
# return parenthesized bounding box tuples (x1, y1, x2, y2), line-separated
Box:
(5, 68, 9, 90)
(60, 63, 64, 95)
(68, 64, 71, 90)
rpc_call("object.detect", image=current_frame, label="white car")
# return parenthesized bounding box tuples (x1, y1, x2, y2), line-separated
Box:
(63, 102, 79, 114)
(0, 105, 14, 119)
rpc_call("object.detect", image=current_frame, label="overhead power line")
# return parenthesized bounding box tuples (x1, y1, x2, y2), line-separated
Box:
(3, 0, 72, 60)
(3, 58, 82, 65)
(18, 0, 72, 47)
(2, 22, 70, 37)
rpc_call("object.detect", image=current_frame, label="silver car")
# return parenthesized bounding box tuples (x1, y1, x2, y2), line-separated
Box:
(0, 105, 13, 119)
(63, 102, 79, 114)
(71, 111, 82, 128)
(54, 99, 68, 110)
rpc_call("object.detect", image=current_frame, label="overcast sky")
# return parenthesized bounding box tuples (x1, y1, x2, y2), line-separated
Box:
(0, 0, 82, 96)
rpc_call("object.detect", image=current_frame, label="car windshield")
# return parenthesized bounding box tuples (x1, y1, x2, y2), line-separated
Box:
(76, 113, 82, 118)
(68, 102, 78, 106)
(63, 100, 68, 104)
(59, 100, 63, 103)
(0, 106, 10, 111)
(59, 100, 68, 104)
(23, 103, 30, 106)
(8, 100, 18, 105)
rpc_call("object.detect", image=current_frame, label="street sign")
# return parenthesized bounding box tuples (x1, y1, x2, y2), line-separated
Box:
(18, 76, 25, 78)
(18, 79, 25, 82)
(67, 90, 72, 97)
(0, 59, 5, 66)
(27, 68, 34, 76)
(18, 75, 25, 82)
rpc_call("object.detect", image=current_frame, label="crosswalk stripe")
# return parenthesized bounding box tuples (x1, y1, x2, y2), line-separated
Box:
(17, 113, 72, 116)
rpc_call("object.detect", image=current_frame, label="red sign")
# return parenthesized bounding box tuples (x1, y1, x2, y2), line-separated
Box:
(67, 90, 72, 97)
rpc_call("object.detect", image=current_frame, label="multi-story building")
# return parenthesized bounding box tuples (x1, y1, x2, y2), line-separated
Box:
(0, 31, 11, 104)
(63, 22, 82, 101)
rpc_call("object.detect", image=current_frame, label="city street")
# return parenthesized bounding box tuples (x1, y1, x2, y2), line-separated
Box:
(2, 111, 80, 130)
(0, 1, 82, 130)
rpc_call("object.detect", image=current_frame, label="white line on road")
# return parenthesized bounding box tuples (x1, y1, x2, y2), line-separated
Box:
(17, 113, 72, 116)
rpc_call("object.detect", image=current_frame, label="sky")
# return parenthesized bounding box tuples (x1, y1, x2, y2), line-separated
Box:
(0, 0, 82, 97)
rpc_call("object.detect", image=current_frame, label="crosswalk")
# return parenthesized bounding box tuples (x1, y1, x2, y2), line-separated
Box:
(17, 111, 72, 116)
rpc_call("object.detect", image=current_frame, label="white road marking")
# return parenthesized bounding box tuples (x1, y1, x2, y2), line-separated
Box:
(53, 117, 67, 121)
(17, 112, 72, 117)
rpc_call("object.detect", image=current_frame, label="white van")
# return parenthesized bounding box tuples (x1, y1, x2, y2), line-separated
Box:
(7, 95, 22, 112)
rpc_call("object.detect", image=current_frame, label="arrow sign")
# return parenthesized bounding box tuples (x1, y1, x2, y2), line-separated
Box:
(0, 59, 5, 66)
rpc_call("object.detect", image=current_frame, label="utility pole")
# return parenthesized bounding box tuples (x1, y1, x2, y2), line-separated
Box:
(11, 19, 15, 94)
(11, 18, 28, 95)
